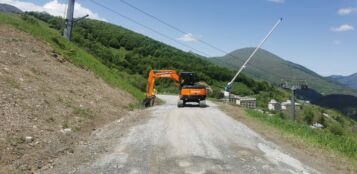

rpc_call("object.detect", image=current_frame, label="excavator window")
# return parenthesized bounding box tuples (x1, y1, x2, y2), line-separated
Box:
(179, 72, 195, 87)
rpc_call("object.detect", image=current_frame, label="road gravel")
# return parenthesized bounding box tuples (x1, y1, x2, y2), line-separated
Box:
(67, 95, 319, 174)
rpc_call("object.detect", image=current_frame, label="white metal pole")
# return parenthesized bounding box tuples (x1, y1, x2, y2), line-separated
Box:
(227, 18, 283, 87)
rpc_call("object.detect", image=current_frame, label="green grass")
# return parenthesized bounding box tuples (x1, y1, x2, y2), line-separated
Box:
(0, 13, 144, 101)
(245, 109, 357, 161)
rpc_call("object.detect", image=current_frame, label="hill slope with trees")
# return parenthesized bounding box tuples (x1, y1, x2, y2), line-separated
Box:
(328, 73, 357, 90)
(210, 48, 357, 96)
(27, 12, 287, 107)
(25, 12, 357, 120)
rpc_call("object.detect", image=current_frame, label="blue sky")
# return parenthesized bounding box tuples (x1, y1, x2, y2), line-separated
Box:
(6, 0, 357, 76)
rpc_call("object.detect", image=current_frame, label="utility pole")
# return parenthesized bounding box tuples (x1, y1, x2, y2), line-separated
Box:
(64, 0, 75, 40)
(280, 80, 308, 121)
(290, 86, 296, 121)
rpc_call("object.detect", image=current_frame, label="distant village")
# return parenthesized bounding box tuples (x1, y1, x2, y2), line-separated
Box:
(227, 94, 324, 129)
(228, 93, 308, 110)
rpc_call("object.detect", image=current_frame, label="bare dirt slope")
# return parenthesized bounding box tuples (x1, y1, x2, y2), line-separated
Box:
(0, 25, 134, 173)
(45, 95, 322, 174)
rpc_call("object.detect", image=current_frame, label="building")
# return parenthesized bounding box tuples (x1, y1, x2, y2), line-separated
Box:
(268, 99, 281, 111)
(229, 94, 256, 109)
(310, 122, 324, 129)
(281, 100, 301, 110)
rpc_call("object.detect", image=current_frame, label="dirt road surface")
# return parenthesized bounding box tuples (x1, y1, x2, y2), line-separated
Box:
(45, 95, 320, 174)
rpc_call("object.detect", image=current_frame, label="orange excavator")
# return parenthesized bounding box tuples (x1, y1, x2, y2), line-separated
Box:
(143, 70, 207, 107)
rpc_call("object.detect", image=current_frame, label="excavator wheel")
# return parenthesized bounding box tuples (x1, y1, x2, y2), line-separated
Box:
(143, 98, 150, 107)
(199, 100, 206, 107)
(149, 97, 155, 106)
(143, 97, 156, 107)
(177, 100, 184, 108)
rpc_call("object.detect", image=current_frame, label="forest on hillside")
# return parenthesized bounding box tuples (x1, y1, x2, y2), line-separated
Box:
(27, 12, 287, 107)
(3, 11, 355, 137)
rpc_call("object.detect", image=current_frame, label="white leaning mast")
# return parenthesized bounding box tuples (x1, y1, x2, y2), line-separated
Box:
(224, 18, 283, 98)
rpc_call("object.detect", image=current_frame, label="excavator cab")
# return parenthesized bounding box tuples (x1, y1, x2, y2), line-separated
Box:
(179, 72, 195, 87)
(177, 72, 207, 107)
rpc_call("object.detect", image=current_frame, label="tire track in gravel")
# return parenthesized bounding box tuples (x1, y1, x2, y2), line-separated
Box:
(48, 95, 321, 174)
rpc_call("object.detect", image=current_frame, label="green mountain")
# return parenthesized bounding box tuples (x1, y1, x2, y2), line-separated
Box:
(328, 73, 357, 89)
(210, 48, 357, 96)
(24, 12, 288, 107)
(18, 13, 356, 120)
(0, 3, 22, 13)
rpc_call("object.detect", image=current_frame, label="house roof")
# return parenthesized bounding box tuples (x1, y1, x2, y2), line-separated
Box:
(269, 99, 277, 104)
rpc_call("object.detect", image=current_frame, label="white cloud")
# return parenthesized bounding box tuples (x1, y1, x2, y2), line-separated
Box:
(267, 0, 285, 4)
(331, 24, 354, 32)
(0, 0, 105, 21)
(337, 7, 357, 15)
(177, 33, 198, 42)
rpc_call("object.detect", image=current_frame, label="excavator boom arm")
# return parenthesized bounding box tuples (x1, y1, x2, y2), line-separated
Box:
(145, 70, 180, 98)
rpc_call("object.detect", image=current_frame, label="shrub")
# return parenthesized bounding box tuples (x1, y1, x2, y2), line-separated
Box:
(328, 124, 345, 136)
(21, 14, 39, 25)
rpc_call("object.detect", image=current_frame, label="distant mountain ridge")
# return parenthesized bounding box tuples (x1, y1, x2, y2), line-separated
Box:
(295, 88, 357, 121)
(209, 48, 357, 96)
(327, 73, 357, 89)
(0, 3, 22, 13)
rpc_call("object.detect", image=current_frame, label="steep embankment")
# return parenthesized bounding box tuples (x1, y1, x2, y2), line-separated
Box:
(0, 23, 135, 173)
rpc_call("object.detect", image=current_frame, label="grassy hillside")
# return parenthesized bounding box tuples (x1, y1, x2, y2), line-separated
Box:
(295, 89, 357, 121)
(0, 14, 141, 173)
(245, 109, 357, 163)
(210, 48, 357, 96)
(0, 13, 144, 102)
(26, 12, 288, 107)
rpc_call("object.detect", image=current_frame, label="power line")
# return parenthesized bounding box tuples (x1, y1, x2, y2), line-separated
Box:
(90, 0, 288, 83)
(120, 0, 231, 55)
(89, 0, 209, 57)
(62, 0, 69, 30)
(63, 0, 68, 19)
(119, 0, 279, 77)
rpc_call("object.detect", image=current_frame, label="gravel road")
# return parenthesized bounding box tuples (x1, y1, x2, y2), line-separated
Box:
(55, 95, 320, 174)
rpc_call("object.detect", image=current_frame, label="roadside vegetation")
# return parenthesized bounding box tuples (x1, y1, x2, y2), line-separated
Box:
(245, 109, 357, 161)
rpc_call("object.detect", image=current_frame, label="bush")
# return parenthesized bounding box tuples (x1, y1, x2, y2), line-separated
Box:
(303, 107, 314, 124)
(328, 125, 345, 136)
(278, 112, 286, 119)
(21, 14, 39, 25)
